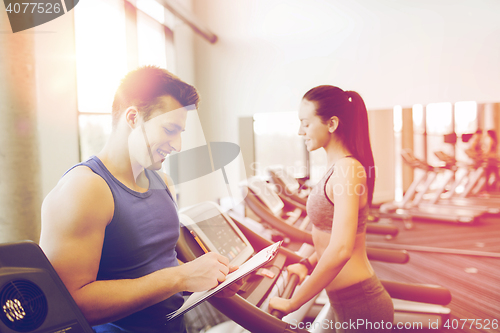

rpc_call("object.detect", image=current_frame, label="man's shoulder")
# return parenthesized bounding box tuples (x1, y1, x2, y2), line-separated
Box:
(59, 165, 111, 194)
(43, 165, 114, 218)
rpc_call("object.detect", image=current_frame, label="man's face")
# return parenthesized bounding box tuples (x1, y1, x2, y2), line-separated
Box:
(128, 95, 189, 171)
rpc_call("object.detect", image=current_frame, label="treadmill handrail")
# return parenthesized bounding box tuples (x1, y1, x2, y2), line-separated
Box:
(246, 190, 313, 244)
(381, 280, 452, 306)
(176, 209, 310, 333)
(270, 274, 300, 319)
(209, 294, 309, 333)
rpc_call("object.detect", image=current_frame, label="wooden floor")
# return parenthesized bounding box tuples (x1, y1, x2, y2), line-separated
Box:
(367, 213, 500, 333)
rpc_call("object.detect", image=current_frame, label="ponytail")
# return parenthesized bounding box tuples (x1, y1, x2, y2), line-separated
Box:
(344, 91, 375, 205)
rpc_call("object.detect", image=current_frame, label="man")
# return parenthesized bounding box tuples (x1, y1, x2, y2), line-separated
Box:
(40, 66, 235, 332)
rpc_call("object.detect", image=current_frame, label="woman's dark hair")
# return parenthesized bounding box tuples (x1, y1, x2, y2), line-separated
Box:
(111, 66, 200, 127)
(303, 85, 376, 205)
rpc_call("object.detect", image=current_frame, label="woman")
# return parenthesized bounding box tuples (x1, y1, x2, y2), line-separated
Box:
(269, 86, 393, 332)
(465, 129, 483, 162)
(482, 130, 499, 191)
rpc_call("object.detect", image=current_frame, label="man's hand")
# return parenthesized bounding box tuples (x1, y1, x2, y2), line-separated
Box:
(214, 265, 242, 298)
(180, 252, 232, 292)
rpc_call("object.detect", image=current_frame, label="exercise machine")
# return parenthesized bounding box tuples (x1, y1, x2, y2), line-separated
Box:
(401, 150, 500, 216)
(243, 177, 406, 263)
(431, 150, 500, 211)
(0, 241, 94, 333)
(247, 176, 396, 237)
(239, 180, 452, 328)
(176, 201, 312, 333)
(176, 201, 452, 331)
(267, 165, 381, 223)
(380, 149, 486, 224)
(267, 166, 310, 206)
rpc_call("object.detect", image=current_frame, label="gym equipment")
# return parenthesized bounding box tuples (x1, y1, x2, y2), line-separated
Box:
(243, 177, 407, 264)
(176, 202, 452, 331)
(267, 165, 381, 223)
(176, 201, 310, 333)
(405, 150, 500, 214)
(248, 177, 399, 236)
(380, 149, 485, 224)
(242, 177, 453, 327)
(267, 166, 310, 206)
(438, 132, 500, 197)
(0, 241, 94, 333)
(239, 179, 454, 326)
(431, 150, 500, 211)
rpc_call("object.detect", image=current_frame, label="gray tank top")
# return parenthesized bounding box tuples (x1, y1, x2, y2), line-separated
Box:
(306, 159, 368, 234)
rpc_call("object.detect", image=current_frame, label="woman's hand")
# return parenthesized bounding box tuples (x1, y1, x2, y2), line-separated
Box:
(268, 296, 294, 318)
(287, 263, 309, 284)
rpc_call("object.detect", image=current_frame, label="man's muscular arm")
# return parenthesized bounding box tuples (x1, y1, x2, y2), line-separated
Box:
(40, 166, 231, 325)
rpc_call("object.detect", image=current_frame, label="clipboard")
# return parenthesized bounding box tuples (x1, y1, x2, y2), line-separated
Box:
(166, 241, 282, 321)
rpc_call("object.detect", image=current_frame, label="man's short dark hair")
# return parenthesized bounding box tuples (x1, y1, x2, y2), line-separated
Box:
(111, 66, 200, 126)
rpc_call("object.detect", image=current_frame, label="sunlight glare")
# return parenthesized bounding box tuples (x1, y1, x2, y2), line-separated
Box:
(75, 0, 128, 113)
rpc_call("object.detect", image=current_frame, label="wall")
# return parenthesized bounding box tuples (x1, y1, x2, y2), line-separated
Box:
(193, 0, 500, 111)
(0, 3, 42, 242)
(368, 109, 395, 204)
(191, 0, 500, 202)
(34, 10, 80, 199)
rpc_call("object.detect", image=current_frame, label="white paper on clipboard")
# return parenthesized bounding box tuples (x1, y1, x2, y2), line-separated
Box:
(166, 241, 282, 321)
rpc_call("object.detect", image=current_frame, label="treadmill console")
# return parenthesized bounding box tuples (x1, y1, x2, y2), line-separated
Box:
(247, 177, 285, 215)
(179, 202, 254, 267)
(268, 166, 300, 192)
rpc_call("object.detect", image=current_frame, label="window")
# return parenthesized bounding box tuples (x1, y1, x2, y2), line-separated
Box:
(137, 10, 167, 68)
(412, 104, 425, 160)
(393, 105, 403, 201)
(253, 112, 307, 180)
(75, 0, 174, 161)
(426, 102, 453, 167)
(455, 101, 478, 162)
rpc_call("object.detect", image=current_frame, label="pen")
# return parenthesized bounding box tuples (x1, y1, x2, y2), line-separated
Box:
(190, 230, 209, 253)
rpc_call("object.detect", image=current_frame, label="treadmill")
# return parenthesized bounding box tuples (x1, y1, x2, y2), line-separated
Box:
(177, 201, 315, 333)
(245, 177, 401, 239)
(405, 150, 500, 215)
(380, 149, 485, 224)
(266, 166, 310, 207)
(432, 150, 500, 209)
(239, 180, 454, 327)
(177, 201, 452, 331)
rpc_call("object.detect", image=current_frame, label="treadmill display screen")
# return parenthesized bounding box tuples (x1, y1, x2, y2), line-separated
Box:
(249, 179, 284, 213)
(180, 202, 251, 264)
(195, 214, 247, 261)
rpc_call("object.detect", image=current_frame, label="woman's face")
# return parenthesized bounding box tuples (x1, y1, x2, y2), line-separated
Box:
(298, 99, 331, 151)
